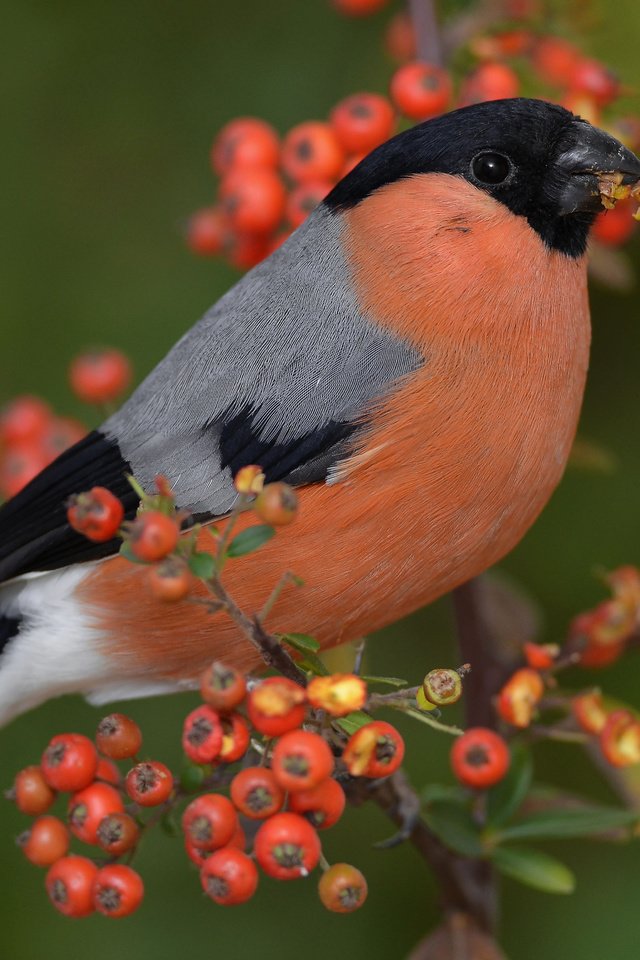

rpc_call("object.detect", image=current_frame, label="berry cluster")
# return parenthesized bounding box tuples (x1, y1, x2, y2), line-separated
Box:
(0, 348, 130, 500)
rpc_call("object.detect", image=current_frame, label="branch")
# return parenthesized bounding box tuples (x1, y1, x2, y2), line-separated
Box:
(409, 0, 444, 67)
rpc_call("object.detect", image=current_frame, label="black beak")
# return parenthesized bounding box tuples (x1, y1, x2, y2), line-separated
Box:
(555, 119, 640, 215)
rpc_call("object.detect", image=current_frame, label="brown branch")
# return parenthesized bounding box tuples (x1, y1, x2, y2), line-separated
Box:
(409, 0, 444, 67)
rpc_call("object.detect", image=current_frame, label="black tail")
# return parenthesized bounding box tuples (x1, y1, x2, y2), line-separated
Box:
(0, 430, 137, 583)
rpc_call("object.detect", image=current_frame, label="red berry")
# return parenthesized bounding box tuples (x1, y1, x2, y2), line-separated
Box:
(11, 765, 56, 816)
(125, 761, 173, 806)
(93, 864, 144, 918)
(385, 11, 417, 62)
(330, 93, 395, 154)
(281, 122, 345, 183)
(496, 668, 544, 729)
(128, 510, 180, 562)
(254, 812, 321, 880)
(571, 690, 608, 735)
(18, 816, 70, 867)
(69, 349, 131, 405)
(0, 396, 51, 446)
(96, 812, 140, 856)
(199, 661, 247, 712)
(95, 757, 120, 785)
(96, 713, 142, 760)
(342, 721, 405, 778)
(246, 677, 306, 737)
(186, 207, 227, 256)
(451, 728, 510, 789)
(288, 777, 346, 829)
(569, 58, 620, 106)
(200, 848, 259, 905)
(459, 63, 519, 106)
(219, 713, 251, 763)
(523, 642, 558, 670)
(532, 36, 581, 86)
(40, 417, 86, 460)
(600, 710, 640, 767)
(219, 168, 286, 235)
(230, 767, 285, 820)
(182, 704, 224, 764)
(41, 733, 99, 792)
(224, 231, 271, 270)
(0, 443, 50, 498)
(147, 556, 192, 602)
(46, 856, 98, 917)
(66, 487, 124, 543)
(182, 794, 238, 851)
(68, 782, 124, 845)
(271, 730, 334, 792)
(211, 117, 280, 176)
(253, 482, 298, 525)
(286, 181, 333, 229)
(318, 863, 368, 913)
(333, 0, 389, 15)
(390, 62, 452, 120)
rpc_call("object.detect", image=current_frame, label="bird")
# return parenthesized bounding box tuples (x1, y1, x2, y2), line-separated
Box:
(0, 97, 638, 728)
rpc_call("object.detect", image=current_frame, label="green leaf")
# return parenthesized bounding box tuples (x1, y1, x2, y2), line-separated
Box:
(335, 711, 372, 735)
(423, 801, 484, 857)
(486, 744, 533, 828)
(491, 845, 575, 894)
(298, 653, 331, 677)
(421, 784, 468, 806)
(280, 632, 321, 653)
(226, 524, 275, 558)
(361, 675, 408, 688)
(188, 551, 215, 580)
(495, 806, 639, 843)
(179, 762, 207, 793)
(119, 540, 149, 565)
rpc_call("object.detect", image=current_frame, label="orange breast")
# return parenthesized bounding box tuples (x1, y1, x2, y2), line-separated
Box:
(77, 175, 590, 681)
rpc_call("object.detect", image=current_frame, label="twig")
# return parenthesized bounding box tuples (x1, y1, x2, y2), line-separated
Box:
(409, 0, 444, 67)
(258, 570, 300, 624)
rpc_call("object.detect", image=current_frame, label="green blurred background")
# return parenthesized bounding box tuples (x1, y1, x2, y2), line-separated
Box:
(1, 1, 639, 957)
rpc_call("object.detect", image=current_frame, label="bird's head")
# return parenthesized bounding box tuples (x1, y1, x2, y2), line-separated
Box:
(326, 97, 640, 259)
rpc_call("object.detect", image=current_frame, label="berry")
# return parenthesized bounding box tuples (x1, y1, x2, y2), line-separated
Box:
(332, 0, 389, 15)
(218, 713, 251, 763)
(385, 12, 417, 62)
(69, 348, 131, 406)
(147, 556, 192, 602)
(342, 721, 405, 778)
(230, 767, 285, 820)
(200, 848, 259, 905)
(281, 122, 345, 184)
(390, 62, 452, 120)
(459, 63, 519, 106)
(246, 677, 306, 737)
(182, 794, 238, 851)
(211, 117, 280, 176)
(186, 207, 227, 256)
(571, 689, 608, 735)
(496, 668, 544, 728)
(523, 642, 558, 670)
(271, 730, 335, 792)
(68, 782, 124, 845)
(96, 713, 142, 760)
(182, 704, 223, 764)
(307, 673, 367, 716)
(592, 202, 636, 247)
(95, 757, 121, 785)
(125, 760, 173, 806)
(66, 487, 124, 542)
(11, 765, 56, 816)
(600, 710, 640, 767)
(93, 864, 144, 918)
(18, 816, 69, 867)
(0, 395, 51, 445)
(46, 856, 98, 918)
(253, 482, 298, 526)
(40, 416, 86, 460)
(286, 181, 333, 229)
(254, 812, 321, 880)
(199, 661, 247, 712)
(569, 58, 620, 107)
(41, 733, 99, 793)
(288, 777, 346, 829)
(451, 728, 510, 789)
(318, 863, 368, 913)
(532, 36, 581, 86)
(330, 93, 395, 154)
(128, 510, 180, 562)
(219, 168, 286, 235)
(0, 444, 49, 498)
(96, 812, 140, 856)
(422, 668, 463, 707)
(233, 464, 265, 494)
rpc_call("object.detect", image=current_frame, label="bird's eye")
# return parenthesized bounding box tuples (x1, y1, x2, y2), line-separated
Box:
(471, 152, 512, 185)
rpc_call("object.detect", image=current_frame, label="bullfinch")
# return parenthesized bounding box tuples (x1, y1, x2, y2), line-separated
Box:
(0, 98, 638, 727)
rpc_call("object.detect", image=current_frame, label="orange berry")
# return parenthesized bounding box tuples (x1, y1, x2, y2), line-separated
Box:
(11, 766, 56, 816)
(330, 93, 395, 154)
(41, 733, 98, 793)
(390, 62, 452, 120)
(281, 122, 345, 183)
(288, 777, 346, 829)
(186, 207, 227, 256)
(96, 713, 142, 760)
(69, 348, 131, 405)
(254, 813, 321, 880)
(200, 662, 247, 712)
(219, 168, 286, 235)
(332, 0, 389, 14)
(459, 62, 519, 106)
(68, 782, 124, 845)
(600, 710, 640, 767)
(128, 510, 180, 562)
(532, 36, 581, 86)
(46, 856, 98, 917)
(307, 673, 367, 716)
(18, 816, 70, 867)
(211, 117, 280, 176)
(384, 11, 417, 62)
(93, 864, 144, 918)
(0, 396, 51, 446)
(343, 721, 404, 778)
(200, 848, 258, 905)
(67, 487, 124, 543)
(286, 181, 334, 229)
(247, 677, 306, 737)
(253, 482, 298, 525)
(271, 730, 334, 793)
(496, 668, 544, 728)
(318, 863, 367, 913)
(451, 728, 510, 789)
(571, 689, 608, 735)
(147, 556, 192, 602)
(230, 767, 285, 820)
